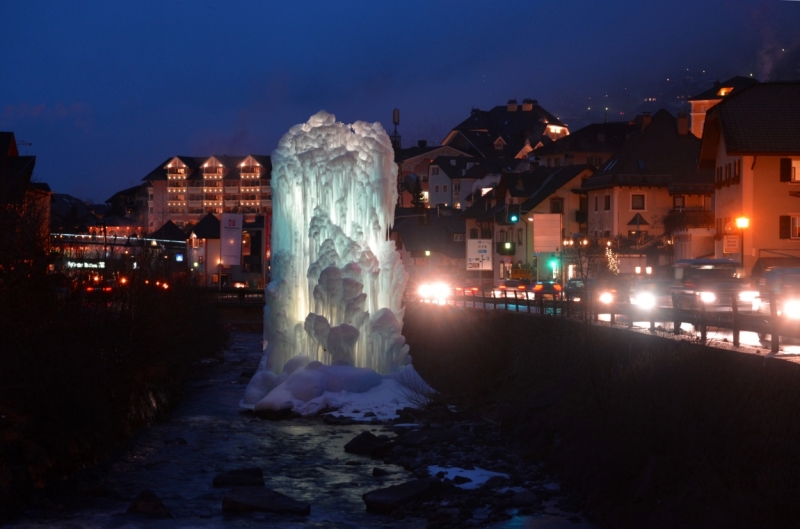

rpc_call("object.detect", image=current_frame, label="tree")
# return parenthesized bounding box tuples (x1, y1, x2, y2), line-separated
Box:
(410, 177, 425, 209)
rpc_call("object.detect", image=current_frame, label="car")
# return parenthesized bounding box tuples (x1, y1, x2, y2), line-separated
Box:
(629, 278, 672, 310)
(530, 281, 563, 301)
(564, 278, 586, 301)
(754, 267, 800, 317)
(492, 279, 534, 299)
(671, 259, 755, 312)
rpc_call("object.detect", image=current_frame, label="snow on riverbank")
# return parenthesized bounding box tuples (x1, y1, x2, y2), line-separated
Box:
(240, 357, 434, 421)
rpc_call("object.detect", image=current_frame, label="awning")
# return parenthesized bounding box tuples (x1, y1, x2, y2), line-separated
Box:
(626, 213, 650, 226)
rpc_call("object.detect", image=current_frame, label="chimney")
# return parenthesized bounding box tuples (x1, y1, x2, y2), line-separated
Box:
(521, 98, 534, 111)
(507, 99, 518, 112)
(676, 110, 689, 135)
(641, 112, 652, 131)
(417, 140, 427, 148)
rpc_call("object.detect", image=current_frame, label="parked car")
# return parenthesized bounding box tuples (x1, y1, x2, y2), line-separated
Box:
(671, 259, 755, 312)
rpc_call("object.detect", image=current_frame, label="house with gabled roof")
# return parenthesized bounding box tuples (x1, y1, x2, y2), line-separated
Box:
(394, 141, 469, 207)
(581, 109, 713, 262)
(532, 120, 640, 169)
(699, 81, 800, 275)
(441, 99, 568, 159)
(427, 156, 527, 210)
(140, 154, 272, 231)
(688, 76, 759, 138)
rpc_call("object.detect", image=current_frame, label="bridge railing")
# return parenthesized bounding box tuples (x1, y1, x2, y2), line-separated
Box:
(407, 289, 798, 354)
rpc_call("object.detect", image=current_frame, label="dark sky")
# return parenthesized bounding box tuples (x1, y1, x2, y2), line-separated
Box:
(2, 0, 799, 202)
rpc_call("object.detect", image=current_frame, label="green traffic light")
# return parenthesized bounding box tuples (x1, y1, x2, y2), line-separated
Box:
(510, 214, 519, 222)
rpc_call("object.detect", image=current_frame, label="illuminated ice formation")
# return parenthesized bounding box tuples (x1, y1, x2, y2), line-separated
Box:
(245, 111, 409, 413)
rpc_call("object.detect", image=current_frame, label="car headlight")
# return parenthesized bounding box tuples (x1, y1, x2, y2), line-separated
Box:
(698, 291, 716, 304)
(598, 292, 614, 304)
(418, 282, 450, 299)
(738, 291, 758, 303)
(783, 300, 800, 319)
(634, 292, 656, 310)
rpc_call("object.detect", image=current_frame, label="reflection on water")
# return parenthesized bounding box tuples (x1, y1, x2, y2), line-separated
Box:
(7, 332, 425, 528)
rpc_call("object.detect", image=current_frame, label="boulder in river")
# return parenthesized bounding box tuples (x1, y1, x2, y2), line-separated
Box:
(362, 478, 440, 513)
(126, 490, 174, 518)
(344, 431, 391, 456)
(222, 486, 310, 515)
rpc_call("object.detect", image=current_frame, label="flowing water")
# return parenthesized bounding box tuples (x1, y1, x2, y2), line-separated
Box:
(6, 331, 425, 528)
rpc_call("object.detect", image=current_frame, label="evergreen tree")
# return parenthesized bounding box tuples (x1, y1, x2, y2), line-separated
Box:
(410, 177, 425, 209)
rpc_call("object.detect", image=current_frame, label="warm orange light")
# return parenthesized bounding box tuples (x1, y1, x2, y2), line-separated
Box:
(735, 217, 750, 229)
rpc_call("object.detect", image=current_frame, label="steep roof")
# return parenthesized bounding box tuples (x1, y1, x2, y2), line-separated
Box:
(699, 82, 800, 163)
(150, 220, 188, 241)
(688, 76, 759, 102)
(0, 155, 36, 204)
(582, 110, 710, 192)
(532, 121, 638, 158)
(190, 213, 221, 239)
(443, 100, 565, 158)
(142, 155, 272, 183)
(0, 132, 19, 156)
(520, 165, 594, 212)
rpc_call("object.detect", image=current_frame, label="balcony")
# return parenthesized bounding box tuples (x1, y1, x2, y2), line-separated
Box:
(664, 208, 714, 234)
(261, 199, 272, 207)
(240, 186, 260, 193)
(240, 166, 261, 176)
(224, 200, 238, 207)
(188, 200, 202, 208)
(224, 186, 239, 193)
(167, 200, 186, 206)
(203, 201, 222, 207)
(167, 167, 186, 175)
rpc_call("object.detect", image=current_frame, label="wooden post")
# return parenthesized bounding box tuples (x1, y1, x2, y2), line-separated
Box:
(770, 290, 780, 354)
(700, 299, 707, 344)
(672, 293, 681, 335)
(731, 293, 740, 347)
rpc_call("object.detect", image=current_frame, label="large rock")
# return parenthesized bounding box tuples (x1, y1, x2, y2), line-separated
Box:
(344, 431, 391, 456)
(362, 478, 440, 514)
(222, 486, 310, 515)
(126, 490, 173, 518)
(213, 468, 265, 488)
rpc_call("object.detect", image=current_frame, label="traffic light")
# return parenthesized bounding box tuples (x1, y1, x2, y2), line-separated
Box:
(507, 203, 520, 224)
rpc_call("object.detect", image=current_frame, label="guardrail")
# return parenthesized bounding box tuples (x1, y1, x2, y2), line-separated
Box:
(202, 289, 265, 306)
(407, 289, 800, 354)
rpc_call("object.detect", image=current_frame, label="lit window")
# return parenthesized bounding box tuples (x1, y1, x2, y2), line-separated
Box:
(793, 161, 800, 182)
(717, 87, 733, 97)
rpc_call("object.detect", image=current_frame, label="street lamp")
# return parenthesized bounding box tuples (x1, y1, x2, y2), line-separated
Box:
(736, 216, 749, 272)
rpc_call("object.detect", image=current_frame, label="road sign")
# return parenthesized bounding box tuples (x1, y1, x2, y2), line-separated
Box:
(466, 239, 493, 270)
(723, 235, 739, 254)
(503, 257, 511, 264)
(510, 268, 532, 280)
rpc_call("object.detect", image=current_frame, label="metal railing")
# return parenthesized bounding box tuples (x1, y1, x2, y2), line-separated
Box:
(407, 289, 798, 354)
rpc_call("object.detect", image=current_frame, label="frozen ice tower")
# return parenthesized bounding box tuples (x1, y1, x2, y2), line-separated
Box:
(262, 111, 409, 375)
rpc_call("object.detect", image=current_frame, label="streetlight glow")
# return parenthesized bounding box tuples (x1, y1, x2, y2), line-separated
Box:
(735, 217, 749, 230)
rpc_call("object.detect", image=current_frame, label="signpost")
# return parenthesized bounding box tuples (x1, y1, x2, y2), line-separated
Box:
(723, 234, 739, 254)
(466, 239, 493, 271)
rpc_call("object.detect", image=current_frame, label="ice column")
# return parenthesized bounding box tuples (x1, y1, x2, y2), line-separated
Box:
(263, 111, 409, 374)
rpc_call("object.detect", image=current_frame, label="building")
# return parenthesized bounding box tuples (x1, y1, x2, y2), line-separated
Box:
(698, 82, 800, 275)
(582, 110, 713, 263)
(688, 76, 758, 138)
(427, 156, 528, 210)
(394, 141, 468, 207)
(441, 99, 569, 159)
(141, 154, 272, 231)
(0, 132, 50, 274)
(532, 120, 639, 169)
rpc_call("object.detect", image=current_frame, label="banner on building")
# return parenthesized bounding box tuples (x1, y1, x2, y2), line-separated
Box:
(221, 213, 244, 266)
(466, 239, 493, 270)
(532, 214, 562, 253)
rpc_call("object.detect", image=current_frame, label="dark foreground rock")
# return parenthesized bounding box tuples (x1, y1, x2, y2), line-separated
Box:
(126, 490, 174, 518)
(222, 486, 310, 515)
(343, 430, 392, 456)
(212, 467, 265, 487)
(362, 478, 440, 513)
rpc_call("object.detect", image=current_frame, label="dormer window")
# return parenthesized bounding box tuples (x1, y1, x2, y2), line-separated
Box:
(239, 156, 262, 177)
(494, 137, 506, 151)
(717, 87, 733, 97)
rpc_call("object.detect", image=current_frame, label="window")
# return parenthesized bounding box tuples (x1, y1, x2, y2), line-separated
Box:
(453, 183, 460, 191)
(550, 198, 564, 214)
(673, 195, 685, 209)
(499, 230, 507, 242)
(443, 185, 448, 193)
(431, 167, 439, 176)
(734, 159, 741, 184)
(594, 196, 598, 211)
(792, 160, 800, 183)
(631, 194, 645, 210)
(434, 185, 439, 193)
(149, 207, 153, 214)
(782, 215, 800, 239)
(470, 228, 478, 239)
(604, 195, 611, 210)
(453, 234, 465, 242)
(494, 140, 504, 150)
(455, 202, 461, 209)
(517, 229, 523, 244)
(149, 193, 154, 201)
